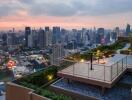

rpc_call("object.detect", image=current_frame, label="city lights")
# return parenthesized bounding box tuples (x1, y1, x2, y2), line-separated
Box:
(47, 75, 53, 81)
(80, 59, 84, 62)
(7, 60, 16, 69)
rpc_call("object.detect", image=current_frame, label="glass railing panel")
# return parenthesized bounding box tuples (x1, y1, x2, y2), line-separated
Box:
(111, 63, 118, 80)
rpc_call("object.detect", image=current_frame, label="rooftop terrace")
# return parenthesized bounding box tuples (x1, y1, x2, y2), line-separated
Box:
(58, 54, 128, 88)
(52, 72, 132, 100)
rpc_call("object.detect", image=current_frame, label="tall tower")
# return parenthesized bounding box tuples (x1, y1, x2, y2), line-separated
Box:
(50, 43, 65, 66)
(53, 27, 61, 44)
(96, 28, 104, 44)
(115, 27, 120, 37)
(126, 24, 131, 36)
(38, 28, 46, 48)
(25, 27, 31, 47)
(45, 27, 52, 46)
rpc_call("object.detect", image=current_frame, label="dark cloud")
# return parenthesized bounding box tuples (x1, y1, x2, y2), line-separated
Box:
(28, 0, 132, 16)
(70, 0, 132, 16)
(88, 0, 132, 16)
(19, 0, 35, 4)
(0, 0, 25, 17)
(0, 4, 21, 17)
(29, 2, 77, 16)
(0, 0, 132, 17)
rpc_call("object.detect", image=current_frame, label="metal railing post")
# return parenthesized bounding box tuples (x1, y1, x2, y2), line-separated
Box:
(104, 65, 105, 81)
(117, 62, 118, 76)
(88, 63, 89, 78)
(73, 64, 74, 76)
(122, 59, 123, 71)
(111, 65, 112, 81)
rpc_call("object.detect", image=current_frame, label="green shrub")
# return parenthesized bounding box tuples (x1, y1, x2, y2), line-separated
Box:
(40, 89, 72, 100)
(18, 66, 57, 87)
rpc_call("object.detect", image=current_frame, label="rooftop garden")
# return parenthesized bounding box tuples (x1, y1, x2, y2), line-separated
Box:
(66, 40, 127, 61)
(14, 64, 72, 100)
(11, 38, 131, 100)
(120, 36, 132, 55)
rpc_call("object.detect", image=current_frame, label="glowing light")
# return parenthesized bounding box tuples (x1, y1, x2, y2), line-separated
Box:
(100, 61, 106, 64)
(109, 55, 112, 57)
(7, 60, 16, 69)
(47, 75, 53, 81)
(97, 50, 100, 53)
(80, 59, 84, 62)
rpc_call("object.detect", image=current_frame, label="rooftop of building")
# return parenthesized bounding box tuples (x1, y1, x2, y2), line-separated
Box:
(52, 72, 132, 100)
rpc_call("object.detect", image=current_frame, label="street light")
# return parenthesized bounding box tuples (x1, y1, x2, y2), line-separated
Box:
(96, 50, 101, 64)
(47, 75, 53, 81)
(89, 52, 93, 70)
(80, 59, 84, 62)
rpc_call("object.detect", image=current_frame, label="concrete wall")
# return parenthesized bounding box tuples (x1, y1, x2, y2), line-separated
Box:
(49, 85, 98, 100)
(6, 82, 49, 100)
(6, 82, 33, 100)
(31, 93, 50, 100)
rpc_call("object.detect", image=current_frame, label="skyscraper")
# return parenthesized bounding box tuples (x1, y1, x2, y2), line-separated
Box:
(126, 24, 131, 36)
(111, 32, 117, 41)
(45, 27, 52, 47)
(38, 28, 46, 48)
(50, 43, 65, 66)
(105, 32, 110, 44)
(28, 31, 33, 48)
(7, 33, 18, 46)
(45, 27, 50, 32)
(115, 27, 120, 37)
(96, 28, 104, 44)
(2, 33, 7, 46)
(25, 27, 31, 47)
(53, 27, 61, 43)
(32, 29, 38, 48)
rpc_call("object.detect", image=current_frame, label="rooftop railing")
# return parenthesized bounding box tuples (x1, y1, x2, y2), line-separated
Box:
(60, 56, 128, 82)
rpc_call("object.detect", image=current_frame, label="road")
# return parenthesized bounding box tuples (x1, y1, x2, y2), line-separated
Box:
(0, 96, 5, 100)
(0, 83, 5, 100)
(116, 43, 131, 54)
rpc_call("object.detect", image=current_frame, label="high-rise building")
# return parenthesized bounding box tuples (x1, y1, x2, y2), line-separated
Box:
(32, 29, 38, 48)
(105, 32, 110, 44)
(81, 28, 87, 45)
(98, 28, 104, 34)
(126, 24, 131, 36)
(91, 27, 96, 44)
(25, 27, 31, 47)
(76, 31, 82, 45)
(111, 32, 117, 41)
(45, 27, 52, 46)
(115, 27, 120, 37)
(38, 28, 46, 48)
(96, 28, 104, 44)
(50, 43, 65, 66)
(53, 27, 61, 43)
(2, 33, 7, 46)
(45, 27, 50, 32)
(83, 30, 91, 46)
(61, 29, 67, 44)
(28, 31, 33, 48)
(7, 33, 18, 46)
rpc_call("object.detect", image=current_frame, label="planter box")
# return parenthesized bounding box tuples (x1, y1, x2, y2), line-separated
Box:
(6, 82, 49, 100)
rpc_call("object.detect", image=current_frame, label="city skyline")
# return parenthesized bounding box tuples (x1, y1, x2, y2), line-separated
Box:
(0, 0, 132, 30)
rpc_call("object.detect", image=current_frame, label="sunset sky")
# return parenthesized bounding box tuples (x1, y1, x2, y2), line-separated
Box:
(0, 0, 132, 30)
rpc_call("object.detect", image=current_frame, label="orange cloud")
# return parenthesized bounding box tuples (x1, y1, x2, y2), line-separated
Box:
(0, 12, 131, 31)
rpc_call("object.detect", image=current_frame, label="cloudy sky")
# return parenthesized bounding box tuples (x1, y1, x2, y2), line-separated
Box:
(0, 0, 132, 30)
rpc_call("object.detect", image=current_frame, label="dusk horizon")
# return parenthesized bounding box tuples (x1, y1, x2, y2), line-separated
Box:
(0, 0, 132, 30)
(0, 0, 132, 100)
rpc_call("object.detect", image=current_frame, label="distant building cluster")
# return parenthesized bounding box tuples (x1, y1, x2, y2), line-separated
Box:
(0, 24, 131, 66)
